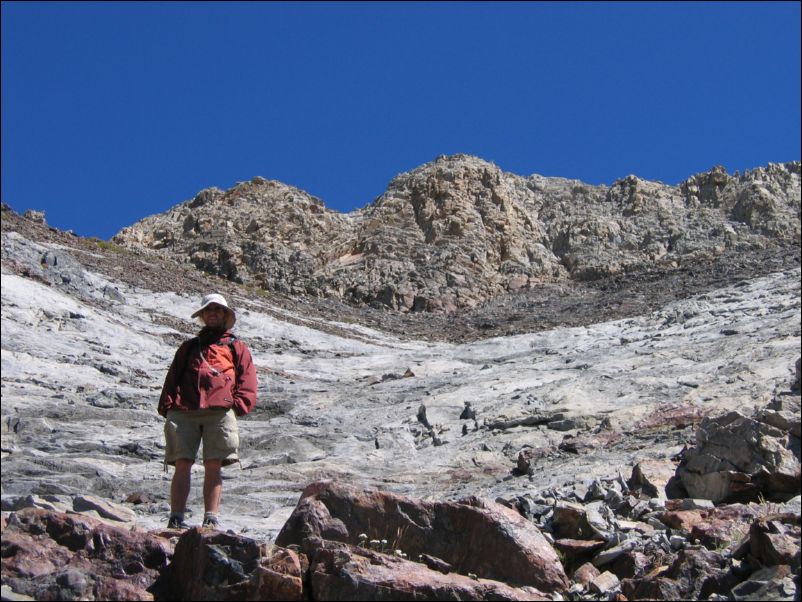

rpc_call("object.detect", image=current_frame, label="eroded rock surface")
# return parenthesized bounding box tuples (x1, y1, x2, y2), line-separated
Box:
(112, 156, 801, 312)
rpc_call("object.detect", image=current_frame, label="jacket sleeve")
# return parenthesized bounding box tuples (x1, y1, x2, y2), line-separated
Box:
(232, 341, 258, 416)
(158, 341, 191, 417)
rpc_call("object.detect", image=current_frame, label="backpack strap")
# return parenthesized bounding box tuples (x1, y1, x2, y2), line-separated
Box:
(226, 334, 239, 374)
(228, 342, 238, 373)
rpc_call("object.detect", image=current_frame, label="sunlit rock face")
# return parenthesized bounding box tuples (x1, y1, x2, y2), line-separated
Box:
(112, 156, 801, 312)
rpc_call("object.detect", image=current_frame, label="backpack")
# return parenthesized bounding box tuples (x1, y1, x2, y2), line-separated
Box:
(181, 334, 239, 378)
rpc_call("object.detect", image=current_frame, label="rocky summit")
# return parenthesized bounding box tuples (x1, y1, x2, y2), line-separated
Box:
(1, 155, 800, 601)
(113, 155, 801, 312)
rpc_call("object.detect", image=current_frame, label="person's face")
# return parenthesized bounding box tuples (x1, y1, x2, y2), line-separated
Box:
(201, 304, 226, 328)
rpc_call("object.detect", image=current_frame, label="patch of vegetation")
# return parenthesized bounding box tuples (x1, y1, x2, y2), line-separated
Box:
(89, 238, 125, 253)
(357, 526, 411, 558)
(243, 282, 272, 299)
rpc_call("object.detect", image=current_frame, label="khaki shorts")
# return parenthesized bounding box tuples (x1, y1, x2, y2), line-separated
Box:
(164, 408, 239, 466)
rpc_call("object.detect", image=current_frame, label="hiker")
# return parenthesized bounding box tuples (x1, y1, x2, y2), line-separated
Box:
(158, 293, 257, 529)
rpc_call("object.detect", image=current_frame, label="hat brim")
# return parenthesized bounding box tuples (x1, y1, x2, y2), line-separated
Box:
(192, 302, 236, 330)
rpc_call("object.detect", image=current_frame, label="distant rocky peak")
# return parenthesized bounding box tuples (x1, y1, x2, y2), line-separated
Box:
(113, 156, 800, 312)
(187, 187, 224, 208)
(374, 155, 529, 231)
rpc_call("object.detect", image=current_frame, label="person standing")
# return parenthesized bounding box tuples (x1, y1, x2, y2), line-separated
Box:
(158, 293, 257, 529)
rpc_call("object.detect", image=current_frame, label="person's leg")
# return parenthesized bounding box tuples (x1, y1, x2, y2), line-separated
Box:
(200, 409, 238, 528)
(170, 458, 194, 514)
(203, 459, 223, 513)
(201, 409, 239, 514)
(164, 410, 202, 527)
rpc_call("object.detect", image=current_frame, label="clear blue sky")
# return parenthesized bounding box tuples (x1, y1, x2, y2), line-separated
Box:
(2, 1, 800, 240)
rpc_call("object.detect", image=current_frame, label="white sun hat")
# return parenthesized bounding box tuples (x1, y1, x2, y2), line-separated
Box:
(191, 293, 236, 329)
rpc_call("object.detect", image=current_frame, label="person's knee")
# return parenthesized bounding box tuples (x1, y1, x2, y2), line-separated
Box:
(174, 459, 194, 473)
(203, 459, 223, 473)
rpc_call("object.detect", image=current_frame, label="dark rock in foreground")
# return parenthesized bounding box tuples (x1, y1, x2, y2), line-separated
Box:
(1, 509, 171, 601)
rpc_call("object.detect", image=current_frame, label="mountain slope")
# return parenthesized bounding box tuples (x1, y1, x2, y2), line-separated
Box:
(2, 204, 800, 542)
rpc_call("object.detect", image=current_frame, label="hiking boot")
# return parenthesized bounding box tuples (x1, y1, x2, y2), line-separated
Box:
(202, 514, 220, 529)
(167, 515, 189, 530)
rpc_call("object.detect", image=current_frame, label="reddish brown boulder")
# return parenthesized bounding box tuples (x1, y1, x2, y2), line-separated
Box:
(276, 480, 569, 592)
(689, 504, 761, 550)
(169, 528, 303, 601)
(551, 501, 586, 539)
(255, 545, 306, 600)
(621, 575, 682, 600)
(659, 509, 706, 531)
(749, 513, 801, 568)
(551, 500, 612, 541)
(609, 550, 651, 579)
(553, 538, 606, 566)
(659, 503, 783, 552)
(0, 508, 171, 601)
(589, 570, 620, 595)
(516, 447, 551, 473)
(308, 539, 548, 601)
(572, 562, 601, 587)
(558, 431, 622, 454)
(668, 549, 740, 600)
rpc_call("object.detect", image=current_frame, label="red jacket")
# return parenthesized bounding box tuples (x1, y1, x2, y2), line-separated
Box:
(159, 331, 257, 417)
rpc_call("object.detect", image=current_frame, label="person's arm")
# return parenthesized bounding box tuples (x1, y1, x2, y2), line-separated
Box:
(231, 342, 258, 416)
(158, 341, 192, 416)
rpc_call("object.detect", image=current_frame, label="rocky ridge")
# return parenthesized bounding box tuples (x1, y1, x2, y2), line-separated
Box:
(113, 155, 801, 312)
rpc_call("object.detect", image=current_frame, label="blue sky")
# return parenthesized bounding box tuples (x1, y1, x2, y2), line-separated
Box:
(2, 1, 800, 240)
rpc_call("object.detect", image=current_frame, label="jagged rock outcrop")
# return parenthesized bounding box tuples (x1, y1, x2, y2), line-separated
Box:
(677, 392, 801, 503)
(112, 155, 801, 312)
(111, 180, 354, 294)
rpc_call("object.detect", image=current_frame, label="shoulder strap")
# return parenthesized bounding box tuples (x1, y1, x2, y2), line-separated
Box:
(227, 335, 239, 374)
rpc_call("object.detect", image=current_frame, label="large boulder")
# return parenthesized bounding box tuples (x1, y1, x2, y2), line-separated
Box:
(0, 508, 171, 601)
(276, 480, 569, 593)
(677, 395, 801, 503)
